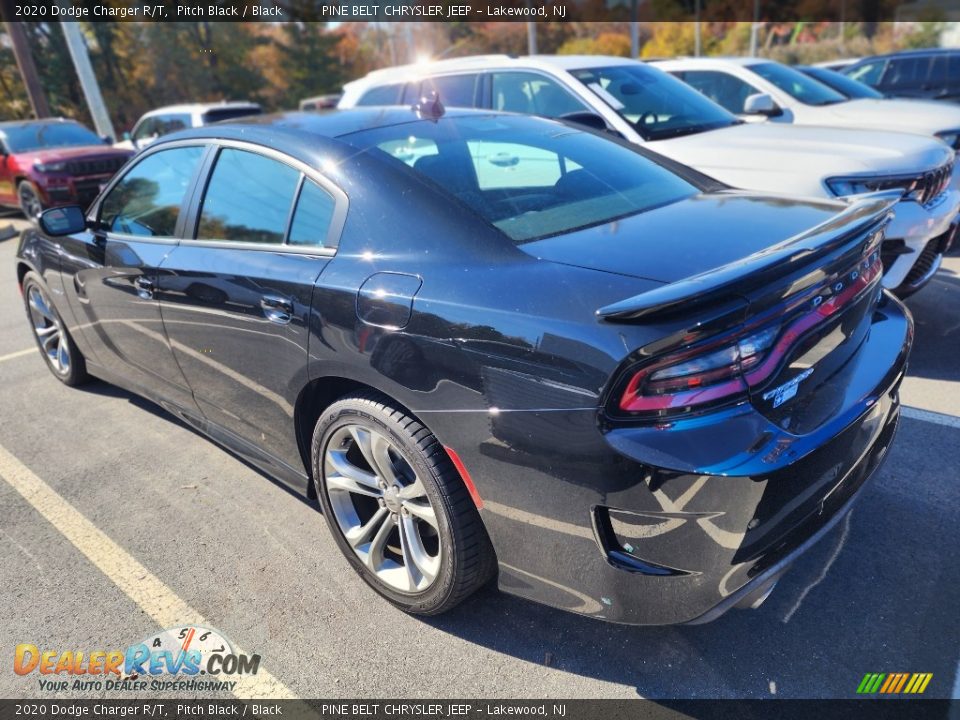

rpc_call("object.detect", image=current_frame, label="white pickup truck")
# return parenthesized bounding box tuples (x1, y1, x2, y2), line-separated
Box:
(340, 54, 959, 296)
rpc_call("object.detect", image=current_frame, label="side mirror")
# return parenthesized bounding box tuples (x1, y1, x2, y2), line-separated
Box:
(743, 92, 781, 116)
(39, 206, 87, 237)
(559, 111, 610, 132)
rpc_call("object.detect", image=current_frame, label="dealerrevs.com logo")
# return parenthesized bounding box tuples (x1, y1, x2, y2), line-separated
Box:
(14, 625, 261, 693)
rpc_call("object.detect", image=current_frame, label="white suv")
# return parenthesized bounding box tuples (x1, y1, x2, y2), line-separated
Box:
(340, 55, 959, 296)
(653, 57, 960, 151)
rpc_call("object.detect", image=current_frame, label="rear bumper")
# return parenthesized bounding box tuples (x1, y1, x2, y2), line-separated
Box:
(448, 294, 912, 625)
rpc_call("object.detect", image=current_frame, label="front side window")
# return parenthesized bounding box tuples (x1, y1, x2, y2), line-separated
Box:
(349, 115, 699, 244)
(674, 69, 760, 114)
(846, 60, 886, 87)
(100, 145, 204, 237)
(747, 62, 847, 106)
(197, 148, 300, 244)
(572, 64, 739, 140)
(491, 72, 589, 118)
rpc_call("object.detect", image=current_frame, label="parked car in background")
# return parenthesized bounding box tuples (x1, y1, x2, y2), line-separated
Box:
(843, 49, 960, 103)
(796, 65, 886, 100)
(299, 94, 342, 111)
(117, 102, 262, 151)
(341, 55, 959, 296)
(654, 57, 960, 151)
(17, 107, 912, 624)
(0, 118, 132, 220)
(813, 58, 862, 72)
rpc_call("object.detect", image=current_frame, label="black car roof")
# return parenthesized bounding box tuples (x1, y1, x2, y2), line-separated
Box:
(167, 107, 499, 143)
(150, 107, 508, 167)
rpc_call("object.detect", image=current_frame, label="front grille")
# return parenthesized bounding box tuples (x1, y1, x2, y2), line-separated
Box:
(918, 160, 953, 206)
(74, 180, 105, 210)
(65, 156, 127, 177)
(903, 241, 941, 288)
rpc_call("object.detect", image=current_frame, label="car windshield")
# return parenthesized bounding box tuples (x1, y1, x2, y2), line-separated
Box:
(801, 67, 883, 99)
(343, 115, 700, 244)
(569, 64, 740, 141)
(2, 122, 103, 152)
(748, 62, 848, 106)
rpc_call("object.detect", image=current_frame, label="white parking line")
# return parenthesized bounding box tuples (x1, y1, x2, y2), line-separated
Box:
(902, 405, 960, 430)
(0, 348, 36, 363)
(0, 442, 296, 700)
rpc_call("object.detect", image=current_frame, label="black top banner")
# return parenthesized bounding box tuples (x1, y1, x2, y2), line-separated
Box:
(0, 700, 954, 720)
(2, 0, 958, 23)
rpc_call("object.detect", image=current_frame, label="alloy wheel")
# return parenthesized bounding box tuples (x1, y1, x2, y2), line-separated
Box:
(18, 184, 42, 219)
(323, 423, 442, 593)
(27, 284, 70, 375)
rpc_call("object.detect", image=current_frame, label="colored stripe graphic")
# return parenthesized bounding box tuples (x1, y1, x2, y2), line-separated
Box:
(857, 672, 932, 694)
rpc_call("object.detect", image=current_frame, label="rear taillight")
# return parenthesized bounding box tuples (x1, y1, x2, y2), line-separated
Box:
(617, 246, 882, 418)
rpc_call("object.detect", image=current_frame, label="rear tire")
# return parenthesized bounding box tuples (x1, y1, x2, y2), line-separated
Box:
(312, 391, 496, 615)
(22, 271, 89, 386)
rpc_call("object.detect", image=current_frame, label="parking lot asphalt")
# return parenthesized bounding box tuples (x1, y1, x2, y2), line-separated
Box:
(0, 215, 957, 701)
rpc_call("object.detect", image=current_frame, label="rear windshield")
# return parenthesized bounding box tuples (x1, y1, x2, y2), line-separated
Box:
(343, 115, 699, 243)
(2, 121, 103, 152)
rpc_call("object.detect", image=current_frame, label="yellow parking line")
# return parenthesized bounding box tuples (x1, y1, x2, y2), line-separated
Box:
(0, 442, 296, 699)
(0, 348, 36, 363)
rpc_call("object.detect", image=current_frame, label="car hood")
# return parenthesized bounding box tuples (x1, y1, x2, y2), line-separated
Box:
(522, 190, 849, 283)
(653, 122, 953, 185)
(818, 98, 960, 135)
(15, 145, 133, 165)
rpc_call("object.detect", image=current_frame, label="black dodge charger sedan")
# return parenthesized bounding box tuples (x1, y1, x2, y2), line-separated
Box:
(16, 106, 912, 624)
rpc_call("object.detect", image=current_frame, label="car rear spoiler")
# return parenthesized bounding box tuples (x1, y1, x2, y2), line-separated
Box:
(596, 192, 900, 322)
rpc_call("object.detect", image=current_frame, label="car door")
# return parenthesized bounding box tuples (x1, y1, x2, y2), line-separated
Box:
(878, 56, 932, 99)
(57, 143, 206, 412)
(156, 143, 343, 471)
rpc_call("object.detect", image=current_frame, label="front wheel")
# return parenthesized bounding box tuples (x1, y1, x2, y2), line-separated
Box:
(312, 392, 496, 615)
(17, 181, 43, 222)
(22, 271, 89, 386)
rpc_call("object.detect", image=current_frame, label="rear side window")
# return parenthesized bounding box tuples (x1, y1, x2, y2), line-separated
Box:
(197, 148, 300, 244)
(357, 84, 405, 106)
(100, 145, 204, 237)
(884, 57, 931, 89)
(289, 180, 336, 247)
(423, 74, 480, 107)
(491, 72, 589, 117)
(202, 107, 262, 124)
(927, 56, 948, 89)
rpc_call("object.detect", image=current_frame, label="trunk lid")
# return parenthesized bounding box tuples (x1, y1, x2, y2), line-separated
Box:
(582, 191, 900, 431)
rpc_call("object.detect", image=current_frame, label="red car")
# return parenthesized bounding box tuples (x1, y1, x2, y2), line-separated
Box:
(0, 118, 132, 220)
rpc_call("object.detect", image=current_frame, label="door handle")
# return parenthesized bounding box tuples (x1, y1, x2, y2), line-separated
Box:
(260, 295, 293, 324)
(134, 276, 154, 299)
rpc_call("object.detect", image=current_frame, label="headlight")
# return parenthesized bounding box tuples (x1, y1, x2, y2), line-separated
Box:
(33, 160, 67, 173)
(936, 130, 960, 150)
(826, 175, 919, 198)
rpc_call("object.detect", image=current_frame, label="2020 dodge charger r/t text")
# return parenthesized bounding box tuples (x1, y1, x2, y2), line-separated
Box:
(16, 109, 912, 625)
